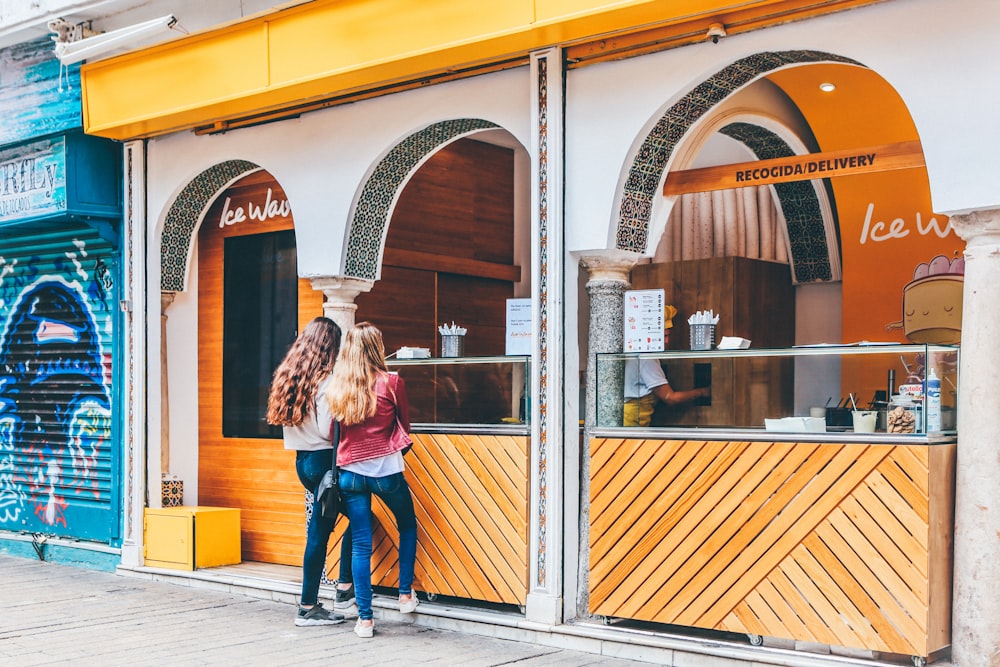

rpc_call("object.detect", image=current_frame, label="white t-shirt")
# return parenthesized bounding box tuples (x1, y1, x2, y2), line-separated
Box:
(282, 376, 334, 451)
(623, 358, 670, 399)
(342, 451, 405, 477)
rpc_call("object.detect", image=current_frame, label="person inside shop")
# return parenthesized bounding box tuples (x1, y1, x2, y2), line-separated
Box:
(326, 322, 419, 639)
(624, 305, 711, 427)
(266, 316, 354, 626)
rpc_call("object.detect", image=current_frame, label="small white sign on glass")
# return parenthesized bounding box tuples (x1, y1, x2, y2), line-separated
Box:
(624, 288, 665, 352)
(505, 298, 532, 355)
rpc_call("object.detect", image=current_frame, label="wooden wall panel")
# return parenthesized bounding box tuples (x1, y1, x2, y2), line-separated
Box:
(389, 139, 514, 264)
(355, 138, 517, 357)
(632, 257, 795, 427)
(589, 437, 954, 658)
(325, 433, 530, 605)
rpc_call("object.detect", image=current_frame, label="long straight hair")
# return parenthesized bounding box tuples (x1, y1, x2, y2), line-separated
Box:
(265, 317, 341, 426)
(326, 321, 388, 426)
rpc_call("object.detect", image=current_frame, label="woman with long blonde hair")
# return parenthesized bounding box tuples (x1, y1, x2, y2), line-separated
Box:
(326, 321, 417, 638)
(266, 316, 353, 626)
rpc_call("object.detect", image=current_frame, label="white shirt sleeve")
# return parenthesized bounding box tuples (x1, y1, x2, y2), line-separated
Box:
(624, 358, 670, 398)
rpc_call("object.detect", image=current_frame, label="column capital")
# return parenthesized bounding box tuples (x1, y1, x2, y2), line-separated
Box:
(948, 206, 1000, 245)
(161, 291, 176, 313)
(310, 276, 374, 303)
(575, 249, 643, 284)
(310, 276, 374, 333)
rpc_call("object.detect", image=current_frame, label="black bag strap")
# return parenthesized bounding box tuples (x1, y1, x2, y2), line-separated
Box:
(329, 420, 341, 473)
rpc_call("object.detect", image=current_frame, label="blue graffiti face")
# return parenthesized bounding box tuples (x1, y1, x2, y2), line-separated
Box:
(0, 277, 111, 527)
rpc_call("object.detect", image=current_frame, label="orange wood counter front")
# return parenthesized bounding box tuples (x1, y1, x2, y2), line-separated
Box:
(589, 436, 955, 658)
(326, 431, 530, 606)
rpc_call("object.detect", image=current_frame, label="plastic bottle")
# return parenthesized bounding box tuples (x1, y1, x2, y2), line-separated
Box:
(925, 368, 941, 433)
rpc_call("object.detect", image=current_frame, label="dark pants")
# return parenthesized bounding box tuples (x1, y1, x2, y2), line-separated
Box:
(295, 449, 353, 606)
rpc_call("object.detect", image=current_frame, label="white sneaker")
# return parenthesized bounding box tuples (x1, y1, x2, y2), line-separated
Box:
(354, 618, 374, 638)
(399, 593, 418, 614)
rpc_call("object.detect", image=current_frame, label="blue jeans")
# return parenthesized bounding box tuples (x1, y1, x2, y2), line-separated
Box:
(339, 470, 417, 620)
(295, 450, 353, 606)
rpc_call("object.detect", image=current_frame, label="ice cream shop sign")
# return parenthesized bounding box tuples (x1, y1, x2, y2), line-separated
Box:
(0, 137, 66, 222)
(218, 186, 291, 228)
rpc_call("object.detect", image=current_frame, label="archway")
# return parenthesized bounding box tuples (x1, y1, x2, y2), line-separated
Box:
(159, 159, 262, 292)
(343, 118, 502, 281)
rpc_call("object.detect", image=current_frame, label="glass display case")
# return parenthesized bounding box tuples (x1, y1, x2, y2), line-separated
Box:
(388, 355, 530, 429)
(596, 343, 958, 436)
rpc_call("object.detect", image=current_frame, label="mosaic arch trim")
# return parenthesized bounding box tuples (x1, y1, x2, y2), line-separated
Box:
(616, 50, 861, 264)
(160, 160, 261, 292)
(344, 119, 500, 281)
(720, 122, 834, 283)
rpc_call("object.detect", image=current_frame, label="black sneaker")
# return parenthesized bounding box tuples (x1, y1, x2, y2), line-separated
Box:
(295, 602, 345, 626)
(334, 583, 356, 610)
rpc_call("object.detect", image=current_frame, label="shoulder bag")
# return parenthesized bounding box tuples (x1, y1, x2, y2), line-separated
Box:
(315, 420, 342, 518)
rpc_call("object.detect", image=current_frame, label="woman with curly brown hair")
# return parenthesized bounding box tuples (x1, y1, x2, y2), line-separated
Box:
(266, 316, 353, 626)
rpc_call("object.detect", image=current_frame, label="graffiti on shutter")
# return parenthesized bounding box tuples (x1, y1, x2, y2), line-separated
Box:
(0, 222, 117, 542)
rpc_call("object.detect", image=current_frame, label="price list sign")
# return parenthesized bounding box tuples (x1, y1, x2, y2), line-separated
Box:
(624, 289, 665, 352)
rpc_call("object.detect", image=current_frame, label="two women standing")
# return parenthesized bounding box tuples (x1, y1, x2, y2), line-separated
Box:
(268, 318, 418, 639)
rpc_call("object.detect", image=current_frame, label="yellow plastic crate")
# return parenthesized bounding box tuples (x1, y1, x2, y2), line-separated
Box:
(144, 506, 241, 570)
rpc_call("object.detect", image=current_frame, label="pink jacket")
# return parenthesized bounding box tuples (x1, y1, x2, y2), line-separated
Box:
(337, 372, 411, 466)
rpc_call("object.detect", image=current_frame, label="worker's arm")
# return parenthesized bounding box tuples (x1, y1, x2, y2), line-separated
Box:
(650, 382, 710, 407)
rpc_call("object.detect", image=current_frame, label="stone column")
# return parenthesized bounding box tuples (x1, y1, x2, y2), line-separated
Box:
(949, 207, 1000, 666)
(160, 292, 175, 476)
(574, 248, 641, 616)
(309, 276, 374, 333)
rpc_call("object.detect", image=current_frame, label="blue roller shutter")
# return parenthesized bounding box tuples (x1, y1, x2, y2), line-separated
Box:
(0, 221, 119, 542)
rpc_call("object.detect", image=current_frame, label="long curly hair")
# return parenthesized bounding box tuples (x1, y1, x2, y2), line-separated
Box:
(266, 317, 342, 426)
(325, 321, 388, 426)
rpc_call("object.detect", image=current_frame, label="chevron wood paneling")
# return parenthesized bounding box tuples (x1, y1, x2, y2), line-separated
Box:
(589, 437, 955, 657)
(327, 432, 529, 605)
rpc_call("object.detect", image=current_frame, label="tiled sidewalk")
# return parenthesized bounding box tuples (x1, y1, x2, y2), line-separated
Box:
(0, 554, 644, 666)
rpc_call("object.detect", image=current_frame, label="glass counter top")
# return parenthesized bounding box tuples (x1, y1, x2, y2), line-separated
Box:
(596, 343, 958, 436)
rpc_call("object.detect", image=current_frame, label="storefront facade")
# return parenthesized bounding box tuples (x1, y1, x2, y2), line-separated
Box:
(0, 37, 125, 569)
(67, 0, 1000, 664)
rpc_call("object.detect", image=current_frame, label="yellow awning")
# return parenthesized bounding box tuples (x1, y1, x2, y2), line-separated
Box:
(80, 0, 877, 140)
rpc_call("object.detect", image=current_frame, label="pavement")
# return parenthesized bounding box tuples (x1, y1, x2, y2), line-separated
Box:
(0, 554, 653, 667)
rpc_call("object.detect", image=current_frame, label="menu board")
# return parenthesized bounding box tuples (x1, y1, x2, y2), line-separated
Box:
(624, 289, 665, 352)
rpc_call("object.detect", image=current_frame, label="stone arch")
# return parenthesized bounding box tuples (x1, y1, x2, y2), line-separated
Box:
(159, 159, 262, 292)
(343, 118, 501, 281)
(615, 50, 862, 282)
(719, 121, 840, 282)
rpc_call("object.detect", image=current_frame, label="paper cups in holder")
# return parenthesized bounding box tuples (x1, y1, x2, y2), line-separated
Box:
(690, 324, 716, 351)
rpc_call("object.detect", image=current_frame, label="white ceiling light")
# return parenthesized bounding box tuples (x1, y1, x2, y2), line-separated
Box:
(819, 82, 836, 93)
(51, 15, 179, 66)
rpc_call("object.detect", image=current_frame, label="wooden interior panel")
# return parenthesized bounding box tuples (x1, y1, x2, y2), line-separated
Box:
(390, 139, 514, 265)
(356, 138, 517, 357)
(589, 437, 955, 657)
(631, 257, 795, 427)
(324, 433, 530, 605)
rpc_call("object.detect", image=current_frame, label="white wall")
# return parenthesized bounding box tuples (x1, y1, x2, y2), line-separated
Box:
(147, 66, 530, 281)
(564, 0, 1000, 252)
